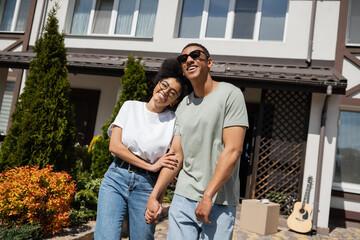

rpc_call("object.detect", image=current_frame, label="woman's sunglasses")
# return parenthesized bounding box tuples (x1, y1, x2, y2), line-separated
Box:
(177, 50, 209, 63)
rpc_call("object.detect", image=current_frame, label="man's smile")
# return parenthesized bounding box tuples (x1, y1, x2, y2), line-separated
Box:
(187, 65, 198, 72)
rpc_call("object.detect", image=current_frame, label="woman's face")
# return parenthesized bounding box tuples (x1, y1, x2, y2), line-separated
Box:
(152, 77, 182, 108)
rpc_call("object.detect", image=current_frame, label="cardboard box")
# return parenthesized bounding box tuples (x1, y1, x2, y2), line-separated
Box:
(239, 199, 280, 235)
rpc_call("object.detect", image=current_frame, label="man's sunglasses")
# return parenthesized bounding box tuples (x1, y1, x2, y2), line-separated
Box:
(177, 50, 209, 63)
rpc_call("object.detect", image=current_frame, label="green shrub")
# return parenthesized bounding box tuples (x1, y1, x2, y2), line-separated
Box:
(89, 136, 112, 179)
(0, 223, 43, 240)
(162, 189, 175, 204)
(75, 144, 92, 172)
(68, 206, 97, 227)
(90, 55, 150, 178)
(0, 165, 76, 237)
(0, 4, 76, 173)
(69, 172, 102, 226)
(69, 143, 93, 179)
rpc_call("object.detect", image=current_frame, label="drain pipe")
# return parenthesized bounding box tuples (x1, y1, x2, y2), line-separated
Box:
(306, 0, 318, 66)
(312, 84, 333, 233)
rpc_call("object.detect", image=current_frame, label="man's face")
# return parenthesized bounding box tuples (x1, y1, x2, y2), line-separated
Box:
(179, 46, 212, 81)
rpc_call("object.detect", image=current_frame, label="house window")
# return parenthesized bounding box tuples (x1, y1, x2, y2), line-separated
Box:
(69, 0, 158, 37)
(333, 111, 360, 193)
(346, 0, 360, 45)
(178, 0, 288, 41)
(206, 0, 230, 38)
(0, 81, 15, 135)
(0, 0, 31, 32)
(232, 0, 258, 39)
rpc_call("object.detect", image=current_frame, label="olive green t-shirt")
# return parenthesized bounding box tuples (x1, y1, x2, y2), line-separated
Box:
(174, 82, 249, 206)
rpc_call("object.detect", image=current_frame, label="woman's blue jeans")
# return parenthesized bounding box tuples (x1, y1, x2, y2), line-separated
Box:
(94, 161, 158, 240)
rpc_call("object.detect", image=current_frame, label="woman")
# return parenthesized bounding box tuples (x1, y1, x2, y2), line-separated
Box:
(94, 58, 191, 240)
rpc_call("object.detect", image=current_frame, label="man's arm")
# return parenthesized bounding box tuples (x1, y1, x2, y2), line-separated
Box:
(145, 135, 183, 223)
(195, 126, 246, 224)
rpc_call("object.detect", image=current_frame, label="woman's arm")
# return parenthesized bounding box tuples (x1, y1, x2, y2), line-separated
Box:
(109, 126, 177, 172)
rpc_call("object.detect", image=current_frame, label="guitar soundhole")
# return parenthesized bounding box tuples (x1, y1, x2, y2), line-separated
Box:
(299, 209, 305, 214)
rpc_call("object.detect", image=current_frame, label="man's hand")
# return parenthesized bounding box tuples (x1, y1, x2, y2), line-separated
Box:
(195, 195, 213, 224)
(145, 196, 162, 224)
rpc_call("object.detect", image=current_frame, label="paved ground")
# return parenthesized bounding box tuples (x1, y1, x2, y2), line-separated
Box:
(49, 204, 360, 240)
(152, 213, 360, 240)
(150, 204, 360, 240)
(150, 211, 360, 240)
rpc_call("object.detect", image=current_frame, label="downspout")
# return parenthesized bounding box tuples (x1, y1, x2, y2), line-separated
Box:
(312, 84, 333, 233)
(306, 0, 318, 66)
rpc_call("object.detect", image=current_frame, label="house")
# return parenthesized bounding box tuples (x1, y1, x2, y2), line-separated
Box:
(0, 0, 359, 234)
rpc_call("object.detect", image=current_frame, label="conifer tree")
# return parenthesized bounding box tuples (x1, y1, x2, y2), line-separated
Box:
(0, 4, 76, 172)
(90, 55, 149, 178)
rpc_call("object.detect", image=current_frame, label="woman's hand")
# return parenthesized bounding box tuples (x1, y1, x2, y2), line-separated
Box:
(145, 197, 162, 224)
(149, 152, 178, 172)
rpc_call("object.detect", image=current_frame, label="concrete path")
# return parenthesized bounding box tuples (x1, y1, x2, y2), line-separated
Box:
(48, 204, 360, 240)
(152, 212, 360, 240)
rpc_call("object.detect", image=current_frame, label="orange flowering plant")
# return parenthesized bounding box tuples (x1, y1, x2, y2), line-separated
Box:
(0, 165, 76, 236)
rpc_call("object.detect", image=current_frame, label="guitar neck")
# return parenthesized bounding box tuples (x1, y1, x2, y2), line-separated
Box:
(301, 178, 312, 209)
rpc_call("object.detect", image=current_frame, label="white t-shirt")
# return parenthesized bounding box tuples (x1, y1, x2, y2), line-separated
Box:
(108, 100, 176, 163)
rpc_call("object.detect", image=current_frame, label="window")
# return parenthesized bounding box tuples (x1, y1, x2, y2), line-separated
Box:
(232, 0, 258, 39)
(346, 0, 360, 45)
(206, 0, 230, 38)
(0, 80, 15, 135)
(0, 0, 31, 32)
(333, 111, 360, 193)
(178, 0, 288, 41)
(69, 0, 158, 37)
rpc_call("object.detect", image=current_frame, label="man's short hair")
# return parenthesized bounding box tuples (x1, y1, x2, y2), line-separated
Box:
(182, 43, 210, 57)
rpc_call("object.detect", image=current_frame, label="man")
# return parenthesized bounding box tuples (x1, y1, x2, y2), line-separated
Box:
(145, 43, 248, 239)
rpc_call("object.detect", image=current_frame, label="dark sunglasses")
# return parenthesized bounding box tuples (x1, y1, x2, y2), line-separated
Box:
(177, 50, 209, 63)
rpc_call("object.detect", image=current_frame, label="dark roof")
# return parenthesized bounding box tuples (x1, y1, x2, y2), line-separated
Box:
(0, 51, 347, 94)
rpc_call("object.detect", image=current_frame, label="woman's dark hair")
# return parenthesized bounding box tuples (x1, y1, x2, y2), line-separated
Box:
(154, 58, 193, 110)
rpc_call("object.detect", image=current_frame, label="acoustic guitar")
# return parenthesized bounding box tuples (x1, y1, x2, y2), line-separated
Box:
(287, 176, 313, 233)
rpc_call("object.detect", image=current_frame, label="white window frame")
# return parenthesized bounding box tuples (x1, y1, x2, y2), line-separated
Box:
(177, 0, 288, 41)
(67, 0, 155, 37)
(0, 0, 26, 33)
(332, 182, 360, 195)
(332, 107, 360, 194)
(346, 0, 360, 46)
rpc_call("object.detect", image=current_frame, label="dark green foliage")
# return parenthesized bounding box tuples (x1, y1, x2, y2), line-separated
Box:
(69, 171, 102, 226)
(68, 206, 97, 227)
(0, 223, 43, 240)
(89, 136, 112, 178)
(69, 144, 93, 178)
(90, 55, 150, 178)
(0, 4, 76, 172)
(163, 189, 175, 203)
(69, 146, 100, 226)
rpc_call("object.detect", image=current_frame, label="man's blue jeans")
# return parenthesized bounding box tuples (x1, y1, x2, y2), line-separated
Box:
(167, 194, 236, 240)
(94, 161, 157, 240)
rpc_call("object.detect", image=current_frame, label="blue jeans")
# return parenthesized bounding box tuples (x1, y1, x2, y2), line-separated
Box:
(94, 161, 158, 240)
(167, 194, 236, 240)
